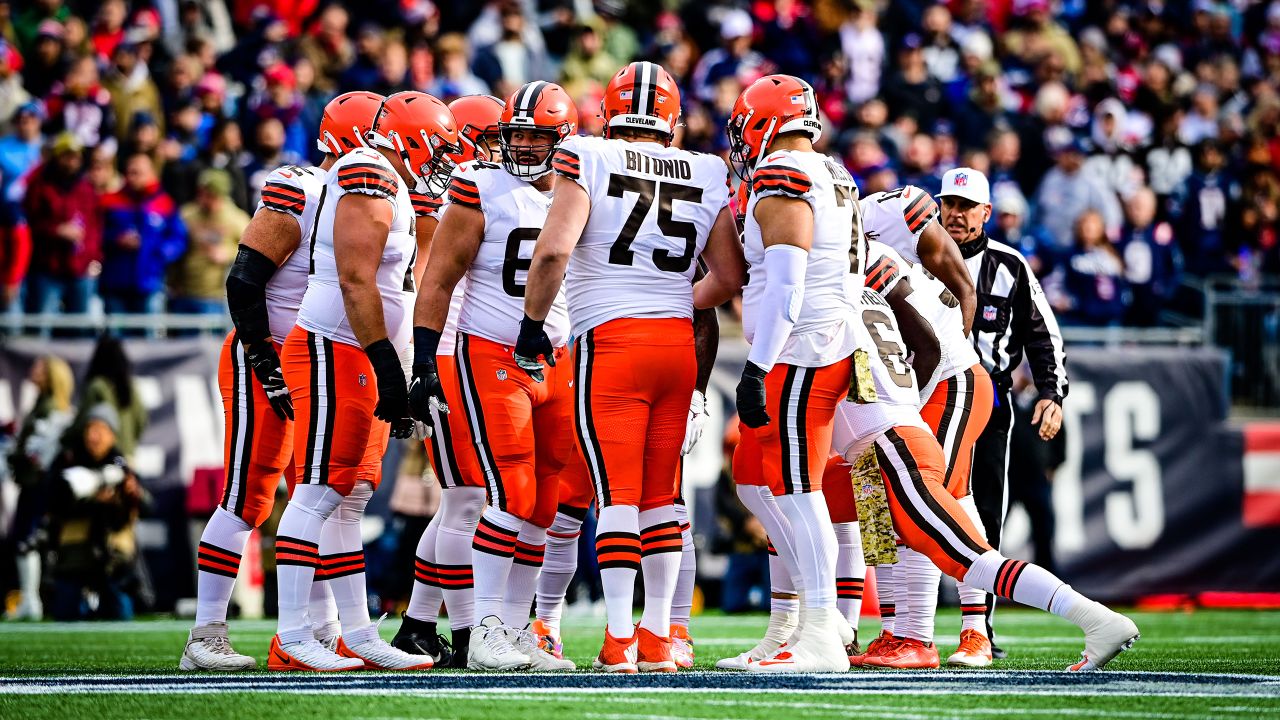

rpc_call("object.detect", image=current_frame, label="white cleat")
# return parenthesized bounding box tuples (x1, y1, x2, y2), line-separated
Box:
(314, 622, 341, 653)
(747, 609, 849, 674)
(179, 622, 257, 671)
(268, 635, 365, 671)
(715, 610, 797, 670)
(337, 630, 434, 671)
(468, 615, 532, 671)
(511, 625, 576, 671)
(1067, 603, 1140, 672)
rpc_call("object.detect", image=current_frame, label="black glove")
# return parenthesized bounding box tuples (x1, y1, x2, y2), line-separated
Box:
(245, 342, 293, 421)
(366, 339, 412, 439)
(408, 358, 448, 423)
(513, 315, 555, 383)
(736, 361, 771, 428)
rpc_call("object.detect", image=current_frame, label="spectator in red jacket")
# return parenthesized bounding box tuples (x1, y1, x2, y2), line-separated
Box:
(20, 132, 101, 335)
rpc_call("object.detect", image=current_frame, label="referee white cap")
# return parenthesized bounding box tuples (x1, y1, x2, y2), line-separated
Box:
(938, 167, 990, 205)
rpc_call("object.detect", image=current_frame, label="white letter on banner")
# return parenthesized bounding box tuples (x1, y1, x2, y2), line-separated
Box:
(132, 376, 166, 479)
(174, 374, 222, 485)
(1054, 383, 1094, 554)
(1104, 382, 1164, 550)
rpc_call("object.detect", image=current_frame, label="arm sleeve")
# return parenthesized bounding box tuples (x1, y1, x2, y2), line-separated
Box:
(1013, 258, 1069, 403)
(750, 153, 815, 207)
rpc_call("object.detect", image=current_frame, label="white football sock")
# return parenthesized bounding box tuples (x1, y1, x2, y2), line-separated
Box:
(964, 549, 1083, 619)
(955, 495, 991, 635)
(405, 510, 443, 623)
(437, 486, 484, 629)
(308, 577, 339, 639)
(876, 561, 897, 635)
(832, 520, 865, 629)
(896, 546, 941, 644)
(471, 507, 522, 624)
(671, 502, 696, 630)
(736, 484, 804, 593)
(596, 504, 640, 639)
(638, 505, 682, 636)
(775, 491, 837, 609)
(502, 522, 546, 626)
(768, 549, 799, 614)
(195, 507, 251, 627)
(536, 510, 583, 633)
(320, 480, 373, 635)
(274, 484, 342, 643)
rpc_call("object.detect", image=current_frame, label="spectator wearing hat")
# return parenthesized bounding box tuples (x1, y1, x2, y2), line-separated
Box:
(170, 168, 248, 319)
(44, 54, 115, 150)
(1119, 187, 1182, 326)
(22, 19, 68, 101)
(1084, 98, 1142, 202)
(47, 401, 151, 621)
(883, 33, 945, 130)
(0, 101, 43, 198)
(0, 39, 31, 131)
(246, 62, 309, 162)
(98, 152, 186, 327)
(1032, 135, 1122, 257)
(20, 132, 101, 332)
(690, 8, 767, 103)
(102, 41, 162, 143)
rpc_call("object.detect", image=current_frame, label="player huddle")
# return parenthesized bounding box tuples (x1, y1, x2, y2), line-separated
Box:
(181, 60, 1140, 675)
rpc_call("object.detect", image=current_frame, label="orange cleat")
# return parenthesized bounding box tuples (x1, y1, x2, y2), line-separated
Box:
(862, 636, 940, 669)
(531, 619, 564, 659)
(591, 628, 638, 673)
(670, 624, 695, 669)
(268, 634, 364, 672)
(849, 630, 895, 667)
(946, 629, 993, 668)
(636, 626, 676, 673)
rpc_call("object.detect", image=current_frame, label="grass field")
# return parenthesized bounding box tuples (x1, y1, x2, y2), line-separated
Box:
(2, 609, 1279, 719)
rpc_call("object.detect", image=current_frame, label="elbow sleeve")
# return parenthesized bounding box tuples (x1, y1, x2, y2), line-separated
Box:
(225, 246, 278, 346)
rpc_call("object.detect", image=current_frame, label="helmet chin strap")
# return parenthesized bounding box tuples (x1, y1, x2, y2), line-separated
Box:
(755, 116, 779, 170)
(391, 132, 427, 192)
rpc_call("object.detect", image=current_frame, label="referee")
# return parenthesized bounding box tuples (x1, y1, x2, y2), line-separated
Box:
(936, 167, 1068, 656)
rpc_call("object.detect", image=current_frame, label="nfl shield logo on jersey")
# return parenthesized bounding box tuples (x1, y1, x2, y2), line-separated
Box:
(358, 373, 367, 387)
(983, 305, 997, 321)
(497, 369, 507, 381)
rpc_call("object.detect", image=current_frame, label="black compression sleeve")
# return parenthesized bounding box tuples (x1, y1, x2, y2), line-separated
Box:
(225, 245, 279, 348)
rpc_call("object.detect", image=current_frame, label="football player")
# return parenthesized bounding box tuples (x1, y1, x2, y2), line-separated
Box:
(729, 74, 862, 672)
(828, 288, 1140, 673)
(408, 81, 583, 672)
(520, 61, 746, 672)
(181, 91, 383, 672)
(393, 94, 505, 669)
(269, 92, 459, 672)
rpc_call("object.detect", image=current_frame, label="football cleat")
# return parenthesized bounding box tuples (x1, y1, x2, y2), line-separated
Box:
(1066, 603, 1140, 672)
(670, 624, 694, 669)
(845, 639, 862, 667)
(592, 628, 639, 673)
(449, 627, 472, 669)
(861, 636, 940, 669)
(850, 630, 896, 667)
(468, 615, 532, 671)
(314, 623, 340, 653)
(391, 613, 454, 667)
(510, 624, 575, 671)
(715, 609, 797, 670)
(636, 626, 676, 673)
(747, 608, 849, 673)
(179, 622, 257, 671)
(946, 629, 992, 668)
(268, 634, 364, 672)
(530, 619, 564, 659)
(337, 620, 434, 671)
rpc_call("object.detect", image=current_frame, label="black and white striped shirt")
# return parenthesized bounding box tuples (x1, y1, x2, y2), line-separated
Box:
(960, 234, 1068, 404)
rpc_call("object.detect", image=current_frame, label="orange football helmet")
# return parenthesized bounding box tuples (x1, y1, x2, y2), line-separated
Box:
(498, 81, 577, 180)
(600, 61, 681, 143)
(366, 91, 461, 196)
(316, 91, 385, 157)
(448, 94, 505, 163)
(727, 74, 822, 177)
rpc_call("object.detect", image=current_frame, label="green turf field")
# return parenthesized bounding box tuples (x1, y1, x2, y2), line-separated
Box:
(2, 609, 1278, 719)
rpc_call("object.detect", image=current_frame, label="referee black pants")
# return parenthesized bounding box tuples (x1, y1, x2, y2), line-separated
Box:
(970, 385, 1013, 643)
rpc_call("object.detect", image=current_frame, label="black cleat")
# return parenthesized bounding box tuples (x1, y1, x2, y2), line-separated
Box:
(391, 613, 453, 667)
(449, 627, 471, 669)
(991, 643, 1008, 660)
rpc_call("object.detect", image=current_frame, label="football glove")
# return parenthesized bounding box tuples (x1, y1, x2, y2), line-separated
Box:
(245, 343, 293, 421)
(681, 390, 708, 455)
(408, 358, 449, 423)
(367, 339, 413, 438)
(513, 315, 556, 383)
(736, 362, 771, 428)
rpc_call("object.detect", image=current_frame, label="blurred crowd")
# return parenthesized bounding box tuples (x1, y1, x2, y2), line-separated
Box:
(0, 0, 1278, 328)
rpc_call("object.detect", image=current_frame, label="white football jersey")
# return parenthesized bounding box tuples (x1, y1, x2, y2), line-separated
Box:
(256, 164, 325, 344)
(296, 147, 417, 352)
(742, 149, 860, 368)
(865, 240, 980, 403)
(552, 135, 730, 334)
(859, 186, 940, 265)
(831, 289, 929, 460)
(416, 193, 466, 358)
(447, 160, 570, 347)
